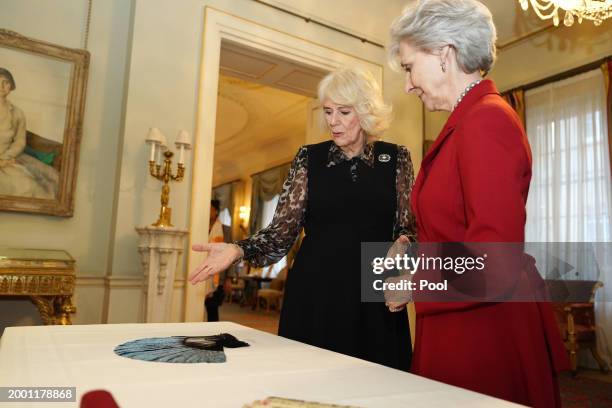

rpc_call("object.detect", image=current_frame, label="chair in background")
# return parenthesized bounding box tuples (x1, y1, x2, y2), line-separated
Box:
(256, 267, 287, 312)
(26, 131, 63, 171)
(225, 278, 245, 304)
(546, 279, 609, 375)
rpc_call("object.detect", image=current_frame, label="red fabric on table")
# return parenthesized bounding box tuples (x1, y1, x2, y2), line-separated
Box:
(80, 390, 120, 408)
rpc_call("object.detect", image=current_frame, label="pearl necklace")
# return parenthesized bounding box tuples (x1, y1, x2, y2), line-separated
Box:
(453, 79, 482, 111)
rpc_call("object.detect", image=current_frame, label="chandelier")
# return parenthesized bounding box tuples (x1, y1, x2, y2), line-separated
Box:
(518, 0, 612, 26)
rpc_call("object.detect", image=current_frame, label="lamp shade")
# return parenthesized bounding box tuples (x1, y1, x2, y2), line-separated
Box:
(159, 131, 168, 149)
(145, 127, 165, 145)
(175, 129, 191, 149)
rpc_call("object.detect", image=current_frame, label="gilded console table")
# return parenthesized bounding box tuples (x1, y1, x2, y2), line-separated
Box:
(0, 248, 76, 325)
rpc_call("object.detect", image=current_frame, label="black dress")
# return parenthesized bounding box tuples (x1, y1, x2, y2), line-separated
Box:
(237, 140, 415, 371)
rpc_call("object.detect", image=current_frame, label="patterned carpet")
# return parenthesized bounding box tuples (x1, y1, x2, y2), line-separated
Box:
(559, 371, 612, 408)
(218, 302, 280, 334)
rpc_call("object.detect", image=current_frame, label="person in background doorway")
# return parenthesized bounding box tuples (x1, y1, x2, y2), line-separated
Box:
(204, 199, 225, 322)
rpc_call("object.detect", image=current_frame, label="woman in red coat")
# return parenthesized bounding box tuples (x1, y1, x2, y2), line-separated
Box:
(388, 0, 570, 406)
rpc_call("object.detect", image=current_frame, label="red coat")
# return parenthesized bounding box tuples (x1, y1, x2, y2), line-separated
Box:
(410, 80, 570, 407)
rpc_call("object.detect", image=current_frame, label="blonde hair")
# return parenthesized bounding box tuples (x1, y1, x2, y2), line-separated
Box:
(317, 67, 392, 137)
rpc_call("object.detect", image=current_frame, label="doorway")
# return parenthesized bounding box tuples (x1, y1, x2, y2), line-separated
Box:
(184, 7, 384, 321)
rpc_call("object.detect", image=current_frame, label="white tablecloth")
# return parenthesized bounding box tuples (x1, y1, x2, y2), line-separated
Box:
(0, 322, 522, 407)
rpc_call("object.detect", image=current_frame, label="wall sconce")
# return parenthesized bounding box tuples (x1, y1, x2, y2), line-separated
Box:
(238, 205, 250, 231)
(145, 128, 191, 228)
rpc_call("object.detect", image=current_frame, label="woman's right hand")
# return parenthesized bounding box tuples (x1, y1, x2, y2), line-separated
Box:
(386, 234, 410, 259)
(188, 243, 243, 284)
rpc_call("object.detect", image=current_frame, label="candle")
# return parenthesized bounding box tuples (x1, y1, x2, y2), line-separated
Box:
(175, 130, 191, 165)
(145, 128, 164, 162)
(178, 145, 185, 164)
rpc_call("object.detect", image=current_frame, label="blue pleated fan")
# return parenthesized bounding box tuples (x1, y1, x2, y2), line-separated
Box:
(114, 333, 249, 364)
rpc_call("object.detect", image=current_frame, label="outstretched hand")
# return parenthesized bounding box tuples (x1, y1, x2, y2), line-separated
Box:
(188, 243, 243, 285)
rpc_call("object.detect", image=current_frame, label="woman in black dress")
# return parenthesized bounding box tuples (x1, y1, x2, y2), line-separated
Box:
(189, 67, 415, 370)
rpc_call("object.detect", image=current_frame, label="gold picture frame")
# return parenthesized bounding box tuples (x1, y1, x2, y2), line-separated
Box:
(0, 29, 89, 216)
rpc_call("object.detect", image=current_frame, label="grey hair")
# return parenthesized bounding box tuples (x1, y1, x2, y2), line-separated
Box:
(389, 0, 497, 75)
(318, 67, 392, 137)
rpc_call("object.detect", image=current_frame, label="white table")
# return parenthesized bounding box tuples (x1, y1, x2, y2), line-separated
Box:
(0, 322, 522, 407)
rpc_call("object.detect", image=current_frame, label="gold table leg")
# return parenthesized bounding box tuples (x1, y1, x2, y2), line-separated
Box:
(31, 296, 76, 325)
(57, 296, 76, 325)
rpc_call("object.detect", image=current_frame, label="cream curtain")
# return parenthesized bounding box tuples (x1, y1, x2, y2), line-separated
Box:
(602, 58, 612, 182)
(212, 180, 244, 241)
(249, 163, 291, 234)
(259, 195, 287, 278)
(525, 68, 612, 367)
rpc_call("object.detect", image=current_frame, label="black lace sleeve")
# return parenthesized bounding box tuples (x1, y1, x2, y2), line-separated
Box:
(394, 145, 417, 241)
(235, 146, 308, 266)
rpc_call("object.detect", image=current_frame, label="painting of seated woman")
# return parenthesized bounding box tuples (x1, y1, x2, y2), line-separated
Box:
(0, 71, 60, 200)
(0, 29, 89, 216)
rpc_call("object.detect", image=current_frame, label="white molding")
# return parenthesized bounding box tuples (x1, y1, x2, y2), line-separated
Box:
(105, 276, 142, 288)
(75, 275, 106, 287)
(76, 275, 184, 290)
(174, 279, 185, 289)
(185, 6, 384, 322)
(253, 0, 386, 46)
(136, 227, 189, 322)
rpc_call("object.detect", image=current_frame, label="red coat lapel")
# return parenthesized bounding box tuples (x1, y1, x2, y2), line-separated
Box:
(411, 80, 501, 230)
